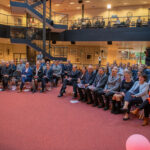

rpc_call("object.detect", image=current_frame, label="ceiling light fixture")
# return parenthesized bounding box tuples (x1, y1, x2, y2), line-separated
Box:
(85, 0, 90, 3)
(55, 4, 60, 6)
(70, 2, 75, 4)
(107, 4, 111, 9)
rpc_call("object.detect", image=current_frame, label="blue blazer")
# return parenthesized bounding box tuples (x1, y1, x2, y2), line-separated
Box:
(129, 81, 149, 101)
(43, 68, 53, 79)
(22, 67, 33, 81)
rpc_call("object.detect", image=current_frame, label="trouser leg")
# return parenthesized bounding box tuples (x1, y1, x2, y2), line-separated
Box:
(86, 88, 93, 104)
(72, 81, 77, 97)
(60, 79, 68, 94)
(127, 98, 143, 114)
(78, 87, 84, 100)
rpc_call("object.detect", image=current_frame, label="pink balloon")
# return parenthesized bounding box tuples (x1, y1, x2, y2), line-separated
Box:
(126, 134, 150, 150)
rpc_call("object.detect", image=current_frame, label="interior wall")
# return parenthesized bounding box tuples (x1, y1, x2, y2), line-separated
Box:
(0, 43, 26, 62)
(51, 44, 137, 67)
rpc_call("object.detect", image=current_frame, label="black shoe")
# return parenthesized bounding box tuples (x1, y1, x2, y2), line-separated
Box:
(104, 107, 109, 111)
(79, 97, 84, 101)
(72, 94, 77, 99)
(114, 110, 121, 114)
(82, 98, 87, 102)
(120, 108, 128, 113)
(87, 101, 93, 104)
(123, 117, 130, 121)
(98, 104, 104, 108)
(32, 90, 36, 93)
(58, 93, 63, 97)
(93, 103, 98, 107)
(111, 109, 116, 114)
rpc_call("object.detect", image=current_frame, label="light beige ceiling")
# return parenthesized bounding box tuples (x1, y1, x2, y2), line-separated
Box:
(49, 0, 150, 12)
(1, 0, 150, 12)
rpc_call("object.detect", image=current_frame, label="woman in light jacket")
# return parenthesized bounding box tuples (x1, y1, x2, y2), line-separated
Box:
(122, 73, 149, 120)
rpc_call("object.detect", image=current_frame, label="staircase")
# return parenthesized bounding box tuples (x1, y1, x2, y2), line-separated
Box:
(10, 0, 68, 32)
(10, 0, 67, 61)
(10, 26, 67, 61)
(11, 38, 67, 61)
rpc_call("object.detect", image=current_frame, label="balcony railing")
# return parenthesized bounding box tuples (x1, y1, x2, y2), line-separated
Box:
(10, 0, 68, 26)
(69, 15, 150, 30)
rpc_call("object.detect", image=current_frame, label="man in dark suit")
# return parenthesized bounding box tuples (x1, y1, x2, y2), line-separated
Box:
(59, 61, 65, 82)
(64, 60, 73, 75)
(88, 67, 108, 106)
(78, 65, 95, 102)
(96, 67, 121, 110)
(41, 62, 53, 92)
(58, 65, 80, 98)
(19, 62, 33, 92)
(1, 62, 12, 91)
(31, 61, 43, 93)
(9, 61, 16, 76)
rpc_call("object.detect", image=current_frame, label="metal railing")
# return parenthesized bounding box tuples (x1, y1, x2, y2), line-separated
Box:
(69, 15, 150, 30)
(10, 0, 68, 26)
(0, 12, 26, 26)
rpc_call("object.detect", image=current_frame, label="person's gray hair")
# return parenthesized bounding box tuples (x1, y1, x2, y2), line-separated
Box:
(88, 65, 93, 69)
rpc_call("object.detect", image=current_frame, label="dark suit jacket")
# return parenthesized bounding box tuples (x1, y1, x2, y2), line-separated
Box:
(65, 63, 73, 72)
(68, 70, 80, 82)
(95, 74, 108, 89)
(33, 67, 43, 79)
(22, 67, 33, 81)
(43, 68, 53, 80)
(1, 66, 12, 78)
(84, 71, 95, 85)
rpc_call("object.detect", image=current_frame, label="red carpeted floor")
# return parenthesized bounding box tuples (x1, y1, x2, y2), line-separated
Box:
(0, 87, 150, 150)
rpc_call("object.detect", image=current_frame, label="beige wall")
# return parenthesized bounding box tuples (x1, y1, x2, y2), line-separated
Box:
(51, 43, 138, 67)
(0, 43, 26, 62)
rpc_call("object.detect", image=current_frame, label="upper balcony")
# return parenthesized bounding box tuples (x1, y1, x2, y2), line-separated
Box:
(63, 15, 150, 41)
(10, 0, 68, 32)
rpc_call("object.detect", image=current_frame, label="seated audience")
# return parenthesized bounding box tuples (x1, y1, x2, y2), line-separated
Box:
(58, 65, 80, 98)
(59, 61, 65, 82)
(95, 19, 101, 28)
(122, 73, 149, 120)
(17, 60, 25, 72)
(19, 62, 33, 92)
(96, 67, 121, 110)
(42, 63, 53, 92)
(64, 60, 73, 75)
(125, 17, 131, 27)
(136, 16, 142, 27)
(86, 20, 92, 28)
(78, 65, 95, 102)
(87, 67, 108, 106)
(112, 70, 134, 114)
(52, 60, 62, 86)
(31, 61, 43, 93)
(116, 17, 121, 25)
(1, 62, 12, 91)
(100, 18, 105, 28)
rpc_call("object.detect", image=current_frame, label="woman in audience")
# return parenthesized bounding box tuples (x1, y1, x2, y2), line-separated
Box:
(122, 73, 149, 120)
(112, 70, 134, 114)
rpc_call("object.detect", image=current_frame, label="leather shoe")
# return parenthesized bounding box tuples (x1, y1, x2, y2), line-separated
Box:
(58, 93, 63, 97)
